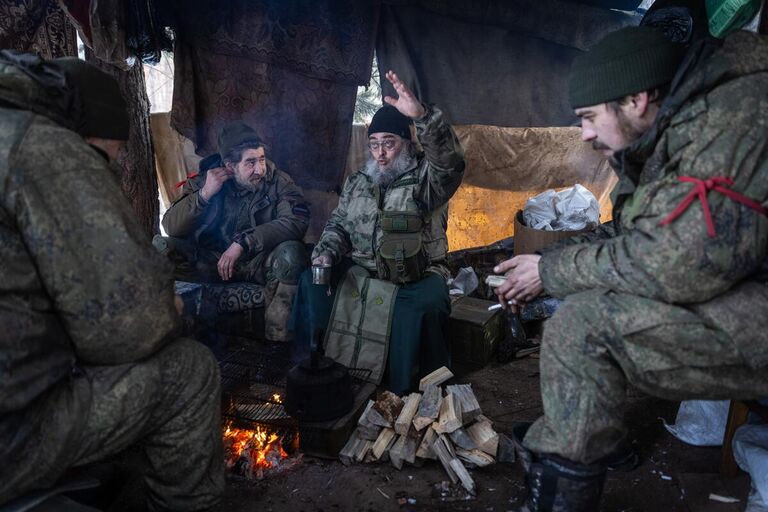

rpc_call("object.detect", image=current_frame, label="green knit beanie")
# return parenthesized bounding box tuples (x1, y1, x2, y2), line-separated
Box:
(568, 27, 686, 109)
(51, 57, 129, 140)
(217, 121, 264, 160)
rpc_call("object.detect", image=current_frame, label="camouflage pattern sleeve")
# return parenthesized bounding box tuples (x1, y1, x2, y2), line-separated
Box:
(540, 78, 768, 303)
(537, 221, 617, 255)
(312, 176, 354, 263)
(414, 104, 466, 211)
(14, 119, 179, 364)
(242, 172, 309, 256)
(161, 175, 209, 237)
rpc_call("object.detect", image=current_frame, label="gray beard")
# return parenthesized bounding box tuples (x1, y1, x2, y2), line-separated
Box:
(366, 149, 417, 188)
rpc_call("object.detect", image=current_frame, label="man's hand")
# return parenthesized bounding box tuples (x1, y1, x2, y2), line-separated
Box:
(383, 70, 426, 120)
(312, 254, 332, 266)
(492, 255, 544, 310)
(218, 242, 244, 281)
(200, 166, 231, 202)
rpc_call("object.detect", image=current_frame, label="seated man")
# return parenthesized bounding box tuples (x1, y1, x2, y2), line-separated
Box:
(159, 122, 310, 339)
(493, 27, 768, 511)
(0, 53, 223, 509)
(294, 71, 465, 395)
(161, 122, 310, 285)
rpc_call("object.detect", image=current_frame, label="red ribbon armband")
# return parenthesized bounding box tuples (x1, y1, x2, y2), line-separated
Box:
(658, 176, 768, 238)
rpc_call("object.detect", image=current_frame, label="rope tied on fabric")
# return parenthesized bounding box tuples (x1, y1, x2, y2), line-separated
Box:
(658, 176, 768, 237)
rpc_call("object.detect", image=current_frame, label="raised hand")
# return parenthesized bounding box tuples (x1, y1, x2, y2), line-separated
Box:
(200, 166, 231, 202)
(383, 70, 426, 120)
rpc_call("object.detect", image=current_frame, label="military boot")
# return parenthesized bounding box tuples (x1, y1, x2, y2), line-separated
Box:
(512, 423, 606, 512)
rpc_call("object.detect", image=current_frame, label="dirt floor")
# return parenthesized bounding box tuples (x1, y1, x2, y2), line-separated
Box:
(217, 356, 751, 512)
(103, 353, 751, 512)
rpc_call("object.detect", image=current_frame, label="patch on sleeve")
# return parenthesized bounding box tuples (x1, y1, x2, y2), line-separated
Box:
(292, 202, 310, 218)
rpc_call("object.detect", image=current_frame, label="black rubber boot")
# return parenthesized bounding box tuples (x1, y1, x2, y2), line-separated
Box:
(512, 422, 607, 512)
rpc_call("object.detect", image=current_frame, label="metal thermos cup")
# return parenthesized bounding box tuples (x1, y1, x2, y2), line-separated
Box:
(312, 264, 331, 285)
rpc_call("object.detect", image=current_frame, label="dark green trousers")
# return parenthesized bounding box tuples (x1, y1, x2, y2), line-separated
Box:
(291, 261, 451, 395)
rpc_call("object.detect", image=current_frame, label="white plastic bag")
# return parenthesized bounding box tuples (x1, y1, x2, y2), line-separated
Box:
(663, 400, 730, 446)
(733, 424, 768, 512)
(522, 184, 600, 231)
(447, 266, 479, 296)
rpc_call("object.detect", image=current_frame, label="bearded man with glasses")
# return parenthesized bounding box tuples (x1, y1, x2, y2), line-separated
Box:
(292, 70, 466, 395)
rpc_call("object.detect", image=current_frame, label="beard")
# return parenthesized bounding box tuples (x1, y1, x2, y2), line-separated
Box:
(234, 172, 264, 193)
(366, 145, 417, 187)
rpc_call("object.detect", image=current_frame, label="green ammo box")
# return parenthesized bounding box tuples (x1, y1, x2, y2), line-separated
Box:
(447, 296, 505, 374)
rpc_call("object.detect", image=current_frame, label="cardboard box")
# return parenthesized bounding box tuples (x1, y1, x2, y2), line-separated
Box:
(448, 296, 505, 373)
(513, 210, 590, 256)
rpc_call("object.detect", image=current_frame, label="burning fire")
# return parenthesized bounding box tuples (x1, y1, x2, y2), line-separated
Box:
(223, 422, 289, 478)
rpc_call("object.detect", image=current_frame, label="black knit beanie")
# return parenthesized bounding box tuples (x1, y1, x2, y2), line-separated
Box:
(52, 57, 129, 140)
(568, 27, 686, 109)
(368, 105, 412, 139)
(217, 121, 264, 159)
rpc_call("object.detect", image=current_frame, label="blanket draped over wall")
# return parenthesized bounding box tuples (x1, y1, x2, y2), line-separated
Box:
(376, 0, 638, 127)
(0, 0, 76, 58)
(170, 0, 379, 191)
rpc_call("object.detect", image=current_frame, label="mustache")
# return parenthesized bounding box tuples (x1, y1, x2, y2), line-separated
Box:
(592, 141, 610, 151)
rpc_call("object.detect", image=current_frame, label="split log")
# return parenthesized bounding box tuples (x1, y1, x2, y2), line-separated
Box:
(389, 435, 407, 470)
(467, 419, 499, 456)
(413, 385, 442, 431)
(372, 391, 404, 426)
(372, 428, 397, 460)
(416, 426, 438, 460)
(434, 393, 463, 434)
(456, 448, 495, 468)
(449, 427, 478, 451)
(355, 439, 373, 463)
(339, 430, 365, 465)
(419, 366, 454, 391)
(446, 384, 482, 424)
(449, 459, 476, 494)
(395, 393, 422, 436)
(431, 435, 458, 484)
(357, 400, 384, 440)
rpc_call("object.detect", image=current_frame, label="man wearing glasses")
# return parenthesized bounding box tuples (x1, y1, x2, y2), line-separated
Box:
(296, 70, 465, 394)
(161, 121, 310, 287)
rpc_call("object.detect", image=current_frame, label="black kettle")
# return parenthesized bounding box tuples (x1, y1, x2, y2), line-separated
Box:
(283, 330, 354, 422)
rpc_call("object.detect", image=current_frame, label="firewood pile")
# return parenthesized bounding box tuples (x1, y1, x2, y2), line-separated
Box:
(338, 367, 510, 495)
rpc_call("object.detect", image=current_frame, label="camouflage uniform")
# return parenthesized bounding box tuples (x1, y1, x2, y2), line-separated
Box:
(524, 32, 768, 464)
(0, 58, 223, 509)
(303, 104, 465, 393)
(162, 162, 309, 285)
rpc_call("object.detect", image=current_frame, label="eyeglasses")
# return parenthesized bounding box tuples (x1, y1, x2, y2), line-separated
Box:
(367, 139, 400, 151)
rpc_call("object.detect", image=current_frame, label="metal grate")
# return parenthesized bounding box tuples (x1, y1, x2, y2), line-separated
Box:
(219, 348, 372, 430)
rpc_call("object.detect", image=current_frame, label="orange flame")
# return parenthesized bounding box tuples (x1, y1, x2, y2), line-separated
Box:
(223, 422, 289, 473)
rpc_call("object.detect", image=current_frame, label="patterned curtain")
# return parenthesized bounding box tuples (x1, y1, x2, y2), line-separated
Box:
(0, 0, 76, 58)
(170, 0, 379, 192)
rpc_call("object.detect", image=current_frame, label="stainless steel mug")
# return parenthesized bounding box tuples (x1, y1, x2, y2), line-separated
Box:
(311, 264, 332, 285)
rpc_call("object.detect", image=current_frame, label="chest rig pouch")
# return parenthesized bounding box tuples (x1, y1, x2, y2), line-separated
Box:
(375, 186, 428, 284)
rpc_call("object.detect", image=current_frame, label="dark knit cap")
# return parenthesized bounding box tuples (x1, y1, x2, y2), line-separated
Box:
(368, 105, 412, 139)
(199, 153, 223, 173)
(568, 27, 686, 109)
(217, 121, 264, 159)
(51, 57, 129, 140)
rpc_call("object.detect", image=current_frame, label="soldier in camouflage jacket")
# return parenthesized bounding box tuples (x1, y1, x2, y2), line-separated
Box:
(0, 53, 224, 509)
(297, 70, 465, 394)
(494, 28, 768, 512)
(161, 121, 310, 285)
